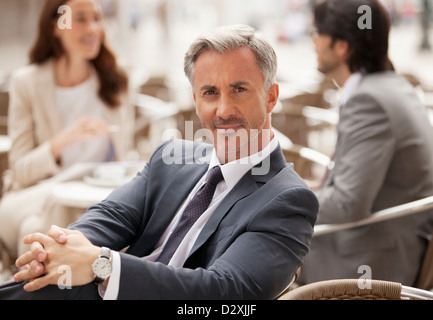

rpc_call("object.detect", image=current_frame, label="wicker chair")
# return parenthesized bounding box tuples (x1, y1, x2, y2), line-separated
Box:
(273, 128, 330, 181)
(311, 196, 433, 292)
(279, 279, 433, 300)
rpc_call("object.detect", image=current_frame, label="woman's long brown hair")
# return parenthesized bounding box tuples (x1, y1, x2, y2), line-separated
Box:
(29, 0, 128, 108)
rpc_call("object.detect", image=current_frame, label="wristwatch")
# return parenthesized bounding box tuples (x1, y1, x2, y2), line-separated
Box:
(91, 247, 112, 284)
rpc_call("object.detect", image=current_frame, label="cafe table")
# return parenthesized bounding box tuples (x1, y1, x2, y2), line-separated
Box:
(49, 161, 145, 210)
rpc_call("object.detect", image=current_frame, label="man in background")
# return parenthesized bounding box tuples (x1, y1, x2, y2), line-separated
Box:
(300, 0, 433, 285)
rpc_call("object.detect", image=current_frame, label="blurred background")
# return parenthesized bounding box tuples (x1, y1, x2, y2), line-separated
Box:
(0, 0, 432, 164)
(0, 0, 431, 83)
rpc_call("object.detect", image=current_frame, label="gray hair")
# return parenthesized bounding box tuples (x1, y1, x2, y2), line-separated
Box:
(184, 24, 278, 91)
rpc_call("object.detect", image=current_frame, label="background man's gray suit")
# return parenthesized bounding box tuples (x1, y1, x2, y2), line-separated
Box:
(300, 72, 433, 285)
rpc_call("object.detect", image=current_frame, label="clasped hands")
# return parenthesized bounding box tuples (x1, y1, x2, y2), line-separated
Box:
(14, 225, 101, 292)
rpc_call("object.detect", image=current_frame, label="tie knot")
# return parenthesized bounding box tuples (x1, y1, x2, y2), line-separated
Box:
(207, 166, 224, 186)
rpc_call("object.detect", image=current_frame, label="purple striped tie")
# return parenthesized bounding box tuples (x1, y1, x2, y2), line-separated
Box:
(156, 166, 224, 265)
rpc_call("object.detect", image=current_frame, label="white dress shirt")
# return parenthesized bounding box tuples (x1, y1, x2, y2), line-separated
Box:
(101, 136, 278, 299)
(340, 72, 363, 107)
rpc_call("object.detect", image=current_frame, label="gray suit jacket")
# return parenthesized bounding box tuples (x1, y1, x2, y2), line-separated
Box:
(69, 139, 318, 300)
(300, 72, 433, 285)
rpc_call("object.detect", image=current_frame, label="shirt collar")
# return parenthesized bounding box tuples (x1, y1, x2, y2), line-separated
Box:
(341, 72, 363, 106)
(208, 135, 278, 190)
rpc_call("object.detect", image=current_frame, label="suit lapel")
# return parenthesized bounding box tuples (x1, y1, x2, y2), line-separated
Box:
(157, 142, 213, 223)
(155, 163, 208, 227)
(187, 145, 287, 258)
(130, 161, 208, 255)
(188, 173, 259, 257)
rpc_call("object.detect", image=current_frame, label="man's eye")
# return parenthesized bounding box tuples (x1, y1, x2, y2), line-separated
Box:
(203, 90, 216, 96)
(235, 87, 247, 93)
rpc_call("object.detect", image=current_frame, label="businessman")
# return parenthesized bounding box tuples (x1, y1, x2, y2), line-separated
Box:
(0, 24, 318, 300)
(299, 0, 433, 285)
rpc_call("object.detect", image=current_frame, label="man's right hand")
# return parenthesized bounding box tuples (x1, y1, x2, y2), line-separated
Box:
(14, 225, 68, 284)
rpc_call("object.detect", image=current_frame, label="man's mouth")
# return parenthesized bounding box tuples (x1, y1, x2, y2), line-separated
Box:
(216, 125, 243, 134)
(212, 117, 246, 135)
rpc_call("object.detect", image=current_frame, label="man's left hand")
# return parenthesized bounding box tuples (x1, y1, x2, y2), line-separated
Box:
(14, 226, 100, 292)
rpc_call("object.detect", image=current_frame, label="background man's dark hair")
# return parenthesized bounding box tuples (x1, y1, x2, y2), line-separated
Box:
(314, 0, 394, 73)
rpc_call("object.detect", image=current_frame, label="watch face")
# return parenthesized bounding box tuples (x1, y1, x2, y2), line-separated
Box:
(92, 258, 112, 279)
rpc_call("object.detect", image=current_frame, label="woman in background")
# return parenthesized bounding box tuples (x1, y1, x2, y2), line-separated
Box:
(0, 0, 134, 258)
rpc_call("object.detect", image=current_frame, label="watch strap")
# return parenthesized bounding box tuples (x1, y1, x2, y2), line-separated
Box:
(100, 247, 111, 260)
(93, 276, 105, 285)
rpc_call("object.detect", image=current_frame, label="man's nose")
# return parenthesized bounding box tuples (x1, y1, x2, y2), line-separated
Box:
(215, 94, 236, 119)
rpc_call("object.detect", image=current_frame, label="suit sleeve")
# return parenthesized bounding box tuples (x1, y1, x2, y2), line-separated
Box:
(115, 186, 318, 300)
(68, 163, 150, 251)
(316, 93, 395, 224)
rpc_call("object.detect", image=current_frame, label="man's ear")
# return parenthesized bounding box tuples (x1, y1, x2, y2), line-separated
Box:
(267, 83, 279, 113)
(334, 39, 351, 61)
